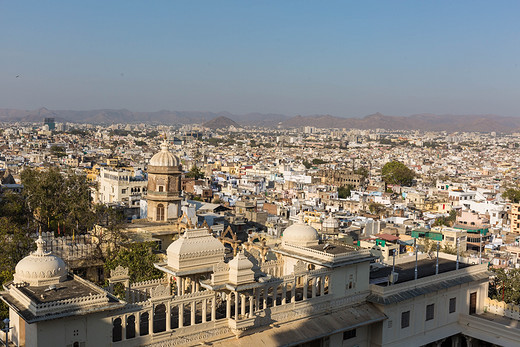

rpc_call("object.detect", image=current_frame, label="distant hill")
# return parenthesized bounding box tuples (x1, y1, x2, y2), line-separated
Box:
(202, 116, 240, 129)
(280, 112, 520, 133)
(0, 107, 519, 132)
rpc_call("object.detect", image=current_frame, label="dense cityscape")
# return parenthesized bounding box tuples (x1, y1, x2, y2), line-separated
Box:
(2, 1, 520, 346)
(0, 117, 520, 346)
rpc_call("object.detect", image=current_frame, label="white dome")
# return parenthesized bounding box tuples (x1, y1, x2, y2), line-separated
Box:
(149, 141, 180, 167)
(282, 215, 319, 247)
(166, 228, 226, 271)
(14, 236, 67, 286)
(322, 216, 339, 229)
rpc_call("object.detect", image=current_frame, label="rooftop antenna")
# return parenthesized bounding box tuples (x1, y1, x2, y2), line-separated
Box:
(414, 238, 418, 280)
(456, 235, 460, 270)
(479, 232, 482, 264)
(435, 241, 440, 275)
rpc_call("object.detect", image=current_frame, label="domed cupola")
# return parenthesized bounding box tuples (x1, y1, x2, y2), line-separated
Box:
(149, 141, 180, 167)
(13, 235, 68, 286)
(146, 139, 183, 222)
(282, 214, 320, 247)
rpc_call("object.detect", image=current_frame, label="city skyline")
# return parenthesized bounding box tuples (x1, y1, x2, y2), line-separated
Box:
(1, 1, 520, 117)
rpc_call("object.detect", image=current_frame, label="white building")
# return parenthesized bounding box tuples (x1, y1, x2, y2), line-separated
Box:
(1, 218, 518, 346)
(97, 167, 147, 208)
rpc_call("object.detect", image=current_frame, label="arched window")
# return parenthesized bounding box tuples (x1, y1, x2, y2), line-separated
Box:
(140, 312, 149, 336)
(112, 317, 122, 342)
(126, 315, 136, 339)
(157, 204, 165, 221)
(153, 304, 166, 333)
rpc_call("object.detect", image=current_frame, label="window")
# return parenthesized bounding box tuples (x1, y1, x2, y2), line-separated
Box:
(401, 311, 410, 328)
(426, 304, 435, 321)
(449, 297, 456, 313)
(157, 204, 165, 221)
(343, 329, 356, 340)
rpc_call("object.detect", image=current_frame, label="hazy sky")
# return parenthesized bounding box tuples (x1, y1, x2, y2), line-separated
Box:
(1, 1, 519, 117)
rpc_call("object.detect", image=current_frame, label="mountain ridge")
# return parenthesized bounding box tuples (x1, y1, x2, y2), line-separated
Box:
(0, 107, 518, 132)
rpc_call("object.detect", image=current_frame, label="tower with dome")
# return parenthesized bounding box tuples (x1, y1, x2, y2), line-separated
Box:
(146, 140, 182, 222)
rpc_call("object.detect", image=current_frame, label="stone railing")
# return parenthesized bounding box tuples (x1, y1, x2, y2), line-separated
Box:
(484, 297, 520, 320)
(132, 278, 166, 289)
(370, 263, 488, 297)
(31, 293, 108, 315)
(283, 243, 371, 263)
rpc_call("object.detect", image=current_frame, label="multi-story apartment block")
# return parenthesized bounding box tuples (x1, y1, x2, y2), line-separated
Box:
(97, 167, 147, 208)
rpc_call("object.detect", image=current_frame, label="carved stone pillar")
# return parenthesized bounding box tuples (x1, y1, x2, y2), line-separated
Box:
(202, 298, 207, 323)
(263, 289, 267, 308)
(255, 289, 260, 310)
(463, 335, 474, 347)
(320, 276, 325, 296)
(249, 296, 254, 318)
(148, 310, 152, 333)
(211, 296, 216, 321)
(166, 304, 171, 331)
(291, 282, 296, 303)
(226, 293, 231, 318)
(303, 276, 308, 300)
(282, 284, 287, 305)
(136, 313, 140, 336)
(121, 315, 126, 341)
(179, 303, 184, 328)
(190, 301, 196, 325)
(311, 278, 317, 298)
(273, 287, 277, 307)
(241, 294, 246, 317)
(234, 292, 239, 319)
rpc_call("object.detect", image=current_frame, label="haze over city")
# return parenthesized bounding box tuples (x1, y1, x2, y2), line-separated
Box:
(2, 1, 520, 117)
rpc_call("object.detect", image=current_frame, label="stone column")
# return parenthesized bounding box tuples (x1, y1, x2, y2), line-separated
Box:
(311, 278, 316, 298)
(121, 315, 126, 341)
(226, 293, 231, 318)
(262, 289, 267, 308)
(234, 292, 239, 319)
(463, 335, 474, 347)
(255, 289, 260, 311)
(241, 294, 246, 317)
(180, 278, 185, 295)
(282, 284, 287, 305)
(249, 296, 254, 318)
(272, 287, 277, 307)
(320, 276, 325, 296)
(211, 296, 216, 321)
(148, 310, 152, 334)
(179, 303, 184, 328)
(291, 282, 296, 303)
(202, 298, 207, 323)
(190, 301, 196, 325)
(136, 313, 140, 336)
(303, 277, 308, 300)
(166, 304, 171, 331)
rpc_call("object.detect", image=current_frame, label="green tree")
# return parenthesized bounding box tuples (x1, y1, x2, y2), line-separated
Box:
(381, 161, 415, 186)
(503, 188, 520, 203)
(338, 184, 354, 199)
(0, 217, 35, 321)
(104, 242, 163, 283)
(21, 168, 94, 234)
(368, 202, 385, 215)
(489, 268, 520, 304)
(312, 158, 327, 165)
(185, 166, 204, 179)
(354, 167, 369, 180)
(50, 145, 66, 158)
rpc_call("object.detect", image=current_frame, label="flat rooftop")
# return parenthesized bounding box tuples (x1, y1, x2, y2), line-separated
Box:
(370, 258, 472, 286)
(18, 275, 109, 304)
(306, 242, 358, 255)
